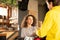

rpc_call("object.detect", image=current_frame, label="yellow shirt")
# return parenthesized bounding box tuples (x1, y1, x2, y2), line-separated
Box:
(36, 6, 60, 40)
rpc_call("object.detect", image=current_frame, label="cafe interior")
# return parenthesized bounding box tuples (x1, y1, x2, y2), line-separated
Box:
(0, 1, 18, 40)
(0, 0, 39, 40)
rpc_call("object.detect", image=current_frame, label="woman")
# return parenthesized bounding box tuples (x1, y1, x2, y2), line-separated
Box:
(21, 15, 36, 38)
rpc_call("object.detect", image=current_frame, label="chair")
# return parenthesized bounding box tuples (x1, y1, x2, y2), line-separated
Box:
(0, 33, 6, 40)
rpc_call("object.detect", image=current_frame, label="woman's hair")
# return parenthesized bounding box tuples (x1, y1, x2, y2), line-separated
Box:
(23, 15, 36, 28)
(47, 0, 60, 6)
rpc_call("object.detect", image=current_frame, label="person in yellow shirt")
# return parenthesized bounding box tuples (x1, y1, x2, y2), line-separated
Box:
(36, 0, 60, 40)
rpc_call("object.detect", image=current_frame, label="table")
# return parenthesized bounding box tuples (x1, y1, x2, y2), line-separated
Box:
(0, 31, 18, 40)
(0, 27, 18, 40)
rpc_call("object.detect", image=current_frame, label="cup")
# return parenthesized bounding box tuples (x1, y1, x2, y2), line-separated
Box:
(24, 36, 34, 40)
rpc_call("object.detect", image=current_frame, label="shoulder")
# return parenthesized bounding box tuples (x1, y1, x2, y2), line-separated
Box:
(46, 8, 55, 17)
(32, 26, 36, 29)
(21, 27, 27, 30)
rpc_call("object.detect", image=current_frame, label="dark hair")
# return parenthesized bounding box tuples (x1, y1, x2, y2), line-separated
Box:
(47, 0, 60, 6)
(23, 15, 36, 27)
(48, 0, 54, 3)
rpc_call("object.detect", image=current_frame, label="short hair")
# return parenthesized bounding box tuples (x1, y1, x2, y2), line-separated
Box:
(47, 0, 60, 6)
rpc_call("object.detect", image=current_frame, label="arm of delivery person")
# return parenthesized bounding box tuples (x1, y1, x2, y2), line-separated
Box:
(36, 12, 54, 37)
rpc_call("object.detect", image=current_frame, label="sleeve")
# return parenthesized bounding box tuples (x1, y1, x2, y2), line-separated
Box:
(21, 28, 26, 38)
(36, 12, 54, 38)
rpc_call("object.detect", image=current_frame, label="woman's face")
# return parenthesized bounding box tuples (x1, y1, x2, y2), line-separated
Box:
(26, 16, 33, 25)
